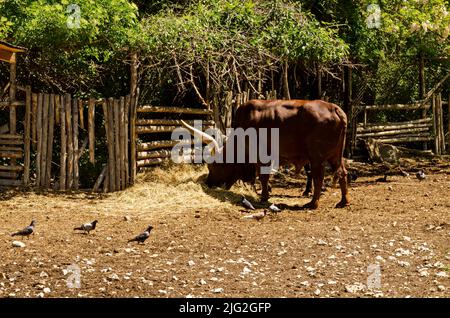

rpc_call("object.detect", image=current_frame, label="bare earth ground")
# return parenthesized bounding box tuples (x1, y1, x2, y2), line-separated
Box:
(0, 161, 449, 298)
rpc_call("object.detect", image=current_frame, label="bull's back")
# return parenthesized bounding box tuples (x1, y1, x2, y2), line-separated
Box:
(233, 99, 347, 161)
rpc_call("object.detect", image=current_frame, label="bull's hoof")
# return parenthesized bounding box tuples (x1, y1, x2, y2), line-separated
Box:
(335, 200, 350, 208)
(302, 201, 319, 210)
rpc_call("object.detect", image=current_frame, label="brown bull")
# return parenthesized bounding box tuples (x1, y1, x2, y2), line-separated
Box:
(182, 99, 349, 209)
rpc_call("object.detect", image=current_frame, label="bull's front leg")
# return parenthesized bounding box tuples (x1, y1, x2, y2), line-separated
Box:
(259, 173, 270, 202)
(302, 164, 312, 197)
(303, 163, 324, 210)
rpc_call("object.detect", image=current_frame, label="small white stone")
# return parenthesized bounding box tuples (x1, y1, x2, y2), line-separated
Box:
(12, 241, 25, 248)
(40, 271, 48, 278)
(241, 267, 252, 275)
(211, 288, 223, 293)
(437, 285, 446, 291)
(43, 287, 51, 294)
(314, 289, 321, 295)
(199, 279, 207, 285)
(188, 260, 195, 266)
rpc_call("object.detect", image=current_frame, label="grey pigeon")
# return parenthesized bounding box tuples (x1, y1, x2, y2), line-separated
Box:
(11, 220, 36, 238)
(241, 196, 255, 210)
(128, 225, 153, 244)
(241, 211, 267, 221)
(376, 174, 388, 182)
(269, 203, 281, 213)
(74, 220, 98, 234)
(416, 170, 426, 181)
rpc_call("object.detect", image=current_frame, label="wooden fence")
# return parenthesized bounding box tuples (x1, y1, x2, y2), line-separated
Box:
(355, 93, 449, 154)
(0, 88, 136, 192)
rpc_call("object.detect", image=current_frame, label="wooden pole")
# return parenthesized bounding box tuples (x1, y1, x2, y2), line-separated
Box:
(41, 94, 49, 186)
(119, 97, 125, 190)
(9, 53, 17, 134)
(124, 95, 130, 186)
(23, 86, 31, 186)
(36, 93, 43, 186)
(45, 94, 55, 187)
(316, 63, 322, 99)
(418, 55, 427, 150)
(88, 98, 95, 164)
(438, 93, 445, 153)
(92, 164, 108, 192)
(113, 99, 121, 190)
(31, 93, 37, 150)
(73, 98, 79, 190)
(65, 94, 73, 189)
(55, 94, 60, 125)
(130, 88, 138, 185)
(432, 94, 439, 154)
(60, 95, 66, 190)
(282, 60, 290, 100)
(106, 98, 116, 191)
(78, 99, 84, 129)
(448, 93, 450, 154)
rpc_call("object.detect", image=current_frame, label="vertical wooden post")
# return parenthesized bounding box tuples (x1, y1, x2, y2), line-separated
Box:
(55, 94, 60, 125)
(65, 94, 73, 189)
(438, 93, 445, 153)
(88, 98, 95, 164)
(78, 99, 84, 130)
(60, 95, 67, 190)
(119, 97, 125, 190)
(448, 93, 450, 154)
(72, 98, 79, 189)
(114, 98, 121, 190)
(9, 53, 17, 134)
(124, 95, 130, 186)
(343, 65, 353, 156)
(31, 93, 38, 150)
(316, 63, 322, 99)
(41, 94, 49, 186)
(432, 94, 439, 154)
(45, 94, 55, 187)
(418, 55, 427, 150)
(130, 88, 138, 185)
(36, 93, 43, 187)
(23, 86, 31, 186)
(282, 60, 290, 100)
(106, 98, 116, 191)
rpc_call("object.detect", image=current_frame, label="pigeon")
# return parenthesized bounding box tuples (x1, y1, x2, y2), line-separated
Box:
(347, 172, 358, 183)
(11, 220, 36, 238)
(399, 168, 409, 177)
(241, 196, 255, 210)
(128, 225, 153, 244)
(74, 220, 98, 234)
(416, 170, 426, 181)
(376, 174, 388, 182)
(241, 211, 267, 221)
(269, 203, 281, 213)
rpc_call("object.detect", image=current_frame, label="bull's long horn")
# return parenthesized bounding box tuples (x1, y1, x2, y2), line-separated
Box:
(180, 120, 222, 153)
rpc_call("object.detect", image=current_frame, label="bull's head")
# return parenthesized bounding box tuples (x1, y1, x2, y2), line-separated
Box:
(181, 120, 255, 189)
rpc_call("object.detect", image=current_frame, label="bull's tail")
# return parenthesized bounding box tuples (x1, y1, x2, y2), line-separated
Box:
(333, 106, 348, 181)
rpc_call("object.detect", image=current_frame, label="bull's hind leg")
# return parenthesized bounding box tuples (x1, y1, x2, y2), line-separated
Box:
(328, 158, 349, 208)
(302, 164, 312, 197)
(259, 173, 270, 202)
(302, 163, 324, 210)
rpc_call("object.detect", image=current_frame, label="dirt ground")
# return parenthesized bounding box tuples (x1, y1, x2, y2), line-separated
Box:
(0, 160, 449, 298)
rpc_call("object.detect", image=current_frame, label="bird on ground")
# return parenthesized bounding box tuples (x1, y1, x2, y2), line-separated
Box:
(399, 168, 410, 177)
(269, 203, 281, 213)
(11, 220, 36, 239)
(376, 174, 388, 182)
(416, 170, 426, 181)
(128, 225, 153, 244)
(241, 211, 267, 221)
(347, 172, 358, 183)
(74, 220, 98, 234)
(241, 196, 256, 210)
